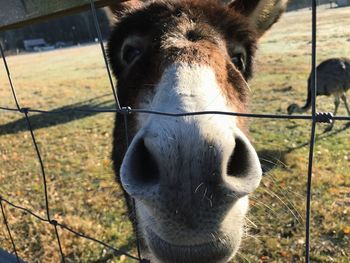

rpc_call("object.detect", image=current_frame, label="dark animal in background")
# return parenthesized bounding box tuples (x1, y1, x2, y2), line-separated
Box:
(288, 58, 350, 130)
(107, 0, 287, 262)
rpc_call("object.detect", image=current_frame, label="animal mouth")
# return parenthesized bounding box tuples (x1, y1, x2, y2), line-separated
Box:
(145, 227, 236, 263)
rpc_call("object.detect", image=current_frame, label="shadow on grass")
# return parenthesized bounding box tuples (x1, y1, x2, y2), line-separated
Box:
(0, 94, 115, 136)
(258, 122, 350, 175)
(286, 122, 350, 153)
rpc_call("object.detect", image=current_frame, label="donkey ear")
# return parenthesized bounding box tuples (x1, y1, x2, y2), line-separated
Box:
(229, 0, 288, 37)
(106, 0, 145, 23)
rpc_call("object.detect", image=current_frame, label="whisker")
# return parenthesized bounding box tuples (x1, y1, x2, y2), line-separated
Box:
(264, 175, 304, 220)
(265, 173, 305, 199)
(248, 196, 278, 214)
(194, 182, 204, 193)
(235, 251, 252, 263)
(244, 217, 258, 229)
(262, 188, 302, 222)
(241, 232, 263, 244)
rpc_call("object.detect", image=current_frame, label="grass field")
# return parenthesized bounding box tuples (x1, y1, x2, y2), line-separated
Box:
(1, 5, 350, 263)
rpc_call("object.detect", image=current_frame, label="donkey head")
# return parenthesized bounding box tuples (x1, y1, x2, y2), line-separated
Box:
(107, 0, 286, 262)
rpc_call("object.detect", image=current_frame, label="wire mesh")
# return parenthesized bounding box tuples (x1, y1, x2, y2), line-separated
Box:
(0, 0, 349, 262)
(0, 198, 20, 263)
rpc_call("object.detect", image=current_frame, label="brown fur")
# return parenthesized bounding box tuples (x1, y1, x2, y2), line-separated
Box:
(108, 0, 259, 142)
(107, 0, 287, 261)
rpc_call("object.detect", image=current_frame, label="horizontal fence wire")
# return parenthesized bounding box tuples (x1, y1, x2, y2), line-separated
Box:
(1, 105, 350, 121)
(0, 1, 349, 262)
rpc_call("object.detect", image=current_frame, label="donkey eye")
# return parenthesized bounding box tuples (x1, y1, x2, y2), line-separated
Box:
(231, 54, 245, 72)
(122, 45, 142, 64)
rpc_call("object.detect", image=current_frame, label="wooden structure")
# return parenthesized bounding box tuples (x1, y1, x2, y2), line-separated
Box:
(0, 0, 117, 31)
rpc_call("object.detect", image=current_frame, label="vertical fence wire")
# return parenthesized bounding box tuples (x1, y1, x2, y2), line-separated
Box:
(305, 0, 318, 262)
(0, 198, 20, 263)
(89, 1, 144, 261)
(89, 0, 121, 110)
(51, 221, 66, 263)
(0, 44, 20, 110)
(22, 109, 51, 222)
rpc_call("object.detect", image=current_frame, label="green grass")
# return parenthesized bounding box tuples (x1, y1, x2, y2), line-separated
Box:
(1, 5, 350, 263)
(238, 6, 350, 263)
(0, 45, 133, 262)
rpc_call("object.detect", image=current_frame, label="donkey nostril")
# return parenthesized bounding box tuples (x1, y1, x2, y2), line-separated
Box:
(186, 30, 203, 42)
(224, 132, 262, 195)
(226, 137, 251, 177)
(130, 139, 160, 184)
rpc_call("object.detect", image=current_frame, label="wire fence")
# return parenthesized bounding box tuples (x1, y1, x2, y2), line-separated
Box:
(0, 0, 349, 262)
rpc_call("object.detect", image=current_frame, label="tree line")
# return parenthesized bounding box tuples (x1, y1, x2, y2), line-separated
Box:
(0, 9, 110, 52)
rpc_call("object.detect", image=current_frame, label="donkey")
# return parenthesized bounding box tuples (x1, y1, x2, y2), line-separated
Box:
(107, 0, 287, 262)
(288, 58, 350, 131)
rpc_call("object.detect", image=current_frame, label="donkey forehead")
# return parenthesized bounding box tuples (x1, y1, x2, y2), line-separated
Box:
(114, 0, 256, 46)
(109, 0, 256, 112)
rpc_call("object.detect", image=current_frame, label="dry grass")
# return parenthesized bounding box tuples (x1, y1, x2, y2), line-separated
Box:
(1, 5, 350, 263)
(0, 45, 133, 263)
(239, 5, 350, 263)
